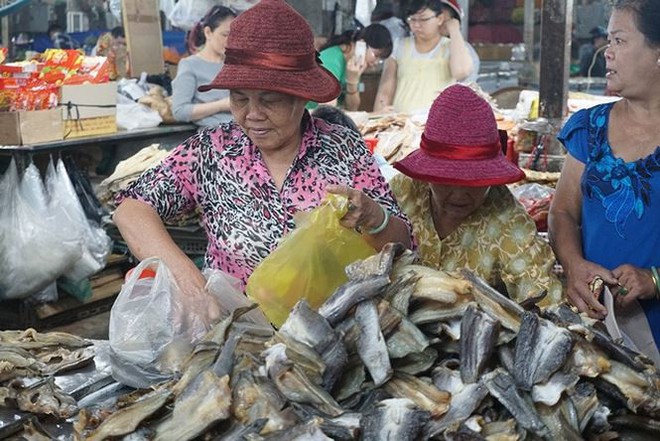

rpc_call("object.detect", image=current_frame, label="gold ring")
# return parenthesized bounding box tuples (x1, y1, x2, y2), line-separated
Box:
(618, 286, 629, 296)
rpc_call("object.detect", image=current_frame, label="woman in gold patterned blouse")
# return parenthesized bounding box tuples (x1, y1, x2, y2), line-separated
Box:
(390, 84, 563, 304)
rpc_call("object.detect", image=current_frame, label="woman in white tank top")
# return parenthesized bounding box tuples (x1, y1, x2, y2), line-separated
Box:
(374, 0, 474, 114)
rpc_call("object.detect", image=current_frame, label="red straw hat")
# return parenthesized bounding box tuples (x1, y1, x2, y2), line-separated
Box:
(394, 84, 525, 187)
(441, 0, 464, 19)
(198, 0, 340, 103)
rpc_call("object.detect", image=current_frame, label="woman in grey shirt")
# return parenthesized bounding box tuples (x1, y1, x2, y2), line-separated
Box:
(172, 6, 236, 127)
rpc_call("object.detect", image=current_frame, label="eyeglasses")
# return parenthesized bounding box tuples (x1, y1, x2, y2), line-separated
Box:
(406, 15, 437, 24)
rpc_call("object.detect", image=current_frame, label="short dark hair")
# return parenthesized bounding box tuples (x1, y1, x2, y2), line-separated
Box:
(407, 0, 444, 17)
(320, 23, 393, 59)
(47, 24, 63, 35)
(110, 26, 125, 39)
(312, 106, 360, 134)
(613, 0, 660, 47)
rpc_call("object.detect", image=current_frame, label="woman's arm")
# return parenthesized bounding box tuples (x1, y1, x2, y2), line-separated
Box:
(171, 61, 230, 124)
(444, 19, 473, 81)
(549, 155, 615, 317)
(113, 199, 216, 317)
(189, 98, 231, 121)
(373, 57, 397, 112)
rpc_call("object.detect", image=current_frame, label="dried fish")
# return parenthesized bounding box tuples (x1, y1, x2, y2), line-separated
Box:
(154, 372, 232, 441)
(78, 389, 170, 441)
(0, 328, 91, 349)
(361, 398, 429, 441)
(355, 300, 392, 387)
(318, 275, 390, 325)
(513, 312, 574, 390)
(383, 371, 450, 417)
(460, 304, 500, 384)
(483, 368, 549, 438)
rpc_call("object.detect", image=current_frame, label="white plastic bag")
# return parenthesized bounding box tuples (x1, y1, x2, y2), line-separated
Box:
(109, 258, 214, 387)
(168, 0, 216, 31)
(109, 258, 268, 388)
(46, 158, 112, 282)
(0, 160, 81, 299)
(116, 103, 163, 131)
(204, 269, 269, 326)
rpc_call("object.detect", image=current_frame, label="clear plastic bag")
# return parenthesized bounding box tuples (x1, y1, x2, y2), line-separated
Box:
(116, 102, 163, 131)
(46, 158, 112, 282)
(168, 0, 217, 31)
(109, 259, 259, 387)
(246, 194, 376, 327)
(0, 160, 81, 299)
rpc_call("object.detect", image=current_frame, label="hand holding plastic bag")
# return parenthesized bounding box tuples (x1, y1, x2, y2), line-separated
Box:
(109, 258, 266, 388)
(246, 194, 376, 327)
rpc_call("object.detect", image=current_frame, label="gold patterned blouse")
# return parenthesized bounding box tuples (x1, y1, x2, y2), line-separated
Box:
(390, 175, 563, 304)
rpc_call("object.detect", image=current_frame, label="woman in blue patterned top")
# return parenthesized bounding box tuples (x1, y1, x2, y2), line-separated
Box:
(550, 0, 660, 364)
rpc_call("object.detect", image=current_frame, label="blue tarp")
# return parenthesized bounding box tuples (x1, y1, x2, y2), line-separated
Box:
(31, 30, 187, 56)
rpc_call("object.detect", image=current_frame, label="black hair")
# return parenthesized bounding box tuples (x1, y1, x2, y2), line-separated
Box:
(47, 24, 63, 35)
(312, 105, 361, 134)
(371, 3, 395, 22)
(186, 5, 236, 53)
(320, 23, 393, 58)
(110, 26, 125, 39)
(407, 0, 444, 17)
(613, 0, 660, 47)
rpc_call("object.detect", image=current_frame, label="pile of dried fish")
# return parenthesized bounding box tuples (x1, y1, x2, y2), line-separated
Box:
(0, 328, 94, 419)
(68, 243, 660, 440)
(359, 115, 424, 163)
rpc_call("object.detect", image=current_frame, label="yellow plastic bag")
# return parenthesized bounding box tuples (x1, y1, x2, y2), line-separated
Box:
(246, 194, 376, 327)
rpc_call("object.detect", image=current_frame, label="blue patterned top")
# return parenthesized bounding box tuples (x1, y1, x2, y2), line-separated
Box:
(558, 102, 660, 343)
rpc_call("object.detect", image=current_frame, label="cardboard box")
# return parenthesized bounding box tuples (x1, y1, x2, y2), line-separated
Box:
(0, 108, 64, 145)
(60, 82, 117, 138)
(64, 115, 117, 139)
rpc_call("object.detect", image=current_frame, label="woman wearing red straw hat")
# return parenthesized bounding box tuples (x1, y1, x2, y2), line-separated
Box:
(374, 0, 474, 114)
(391, 84, 563, 303)
(113, 0, 413, 319)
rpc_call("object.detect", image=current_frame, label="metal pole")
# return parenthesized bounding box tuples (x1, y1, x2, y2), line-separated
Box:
(524, 0, 535, 62)
(458, 0, 469, 40)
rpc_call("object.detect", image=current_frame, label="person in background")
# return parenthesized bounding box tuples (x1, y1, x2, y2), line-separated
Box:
(391, 84, 563, 304)
(374, 0, 473, 114)
(371, 2, 407, 42)
(579, 26, 608, 77)
(113, 0, 413, 320)
(171, 6, 236, 127)
(549, 0, 660, 364)
(312, 24, 392, 111)
(48, 24, 79, 50)
(92, 26, 128, 80)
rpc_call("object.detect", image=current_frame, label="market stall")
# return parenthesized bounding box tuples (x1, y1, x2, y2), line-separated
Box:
(1, 246, 658, 439)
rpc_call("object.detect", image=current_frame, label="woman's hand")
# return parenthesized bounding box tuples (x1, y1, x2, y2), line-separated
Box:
(612, 264, 658, 309)
(170, 259, 221, 327)
(564, 258, 617, 319)
(441, 18, 462, 37)
(326, 184, 384, 232)
(346, 54, 367, 85)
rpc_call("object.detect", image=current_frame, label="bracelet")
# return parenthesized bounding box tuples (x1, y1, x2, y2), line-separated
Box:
(366, 204, 390, 235)
(651, 266, 660, 299)
(345, 89, 359, 95)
